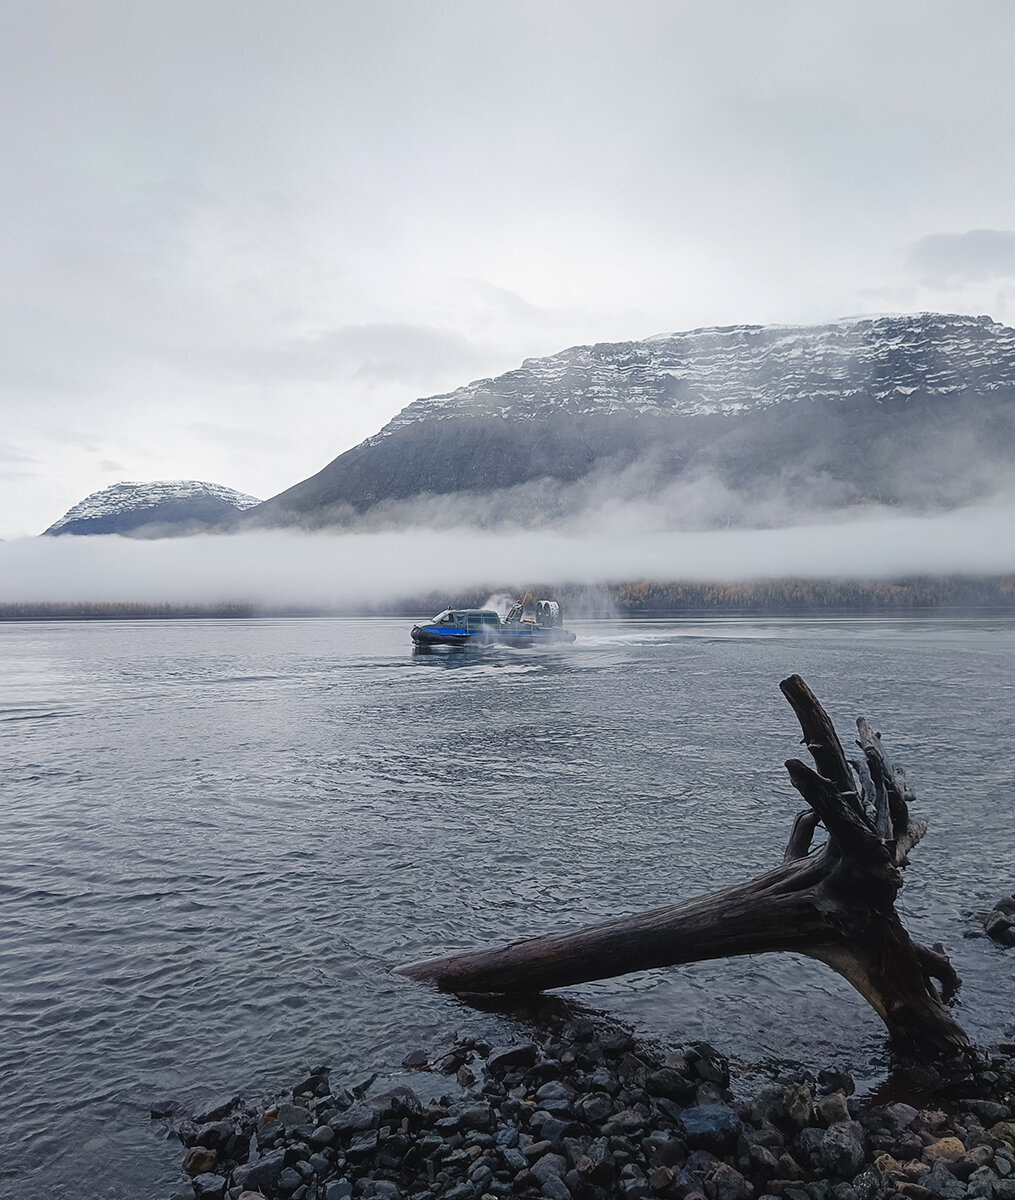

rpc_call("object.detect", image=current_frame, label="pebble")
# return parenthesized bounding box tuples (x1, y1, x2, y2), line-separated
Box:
(170, 1017, 1015, 1200)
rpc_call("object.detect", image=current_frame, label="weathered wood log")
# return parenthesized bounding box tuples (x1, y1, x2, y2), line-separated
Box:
(395, 675, 971, 1060)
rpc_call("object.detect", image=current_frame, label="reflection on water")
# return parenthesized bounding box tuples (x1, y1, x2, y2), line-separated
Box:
(1, 616, 1014, 1199)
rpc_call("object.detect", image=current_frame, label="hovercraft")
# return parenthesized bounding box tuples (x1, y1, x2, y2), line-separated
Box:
(410, 599, 576, 647)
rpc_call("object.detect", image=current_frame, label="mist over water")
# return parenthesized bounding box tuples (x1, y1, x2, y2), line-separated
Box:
(3, 503, 1015, 608)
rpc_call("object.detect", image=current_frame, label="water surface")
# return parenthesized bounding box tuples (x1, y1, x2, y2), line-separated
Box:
(1, 616, 1013, 1198)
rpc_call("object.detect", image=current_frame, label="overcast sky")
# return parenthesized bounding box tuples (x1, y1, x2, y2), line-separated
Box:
(2, 0, 1014, 538)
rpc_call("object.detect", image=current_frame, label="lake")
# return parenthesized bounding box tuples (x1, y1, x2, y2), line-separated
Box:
(1, 616, 1013, 1199)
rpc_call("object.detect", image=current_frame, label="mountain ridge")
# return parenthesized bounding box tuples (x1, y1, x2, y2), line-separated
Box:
(45, 480, 261, 537)
(243, 312, 1015, 531)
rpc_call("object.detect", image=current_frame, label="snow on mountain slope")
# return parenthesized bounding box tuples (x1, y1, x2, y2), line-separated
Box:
(45, 480, 261, 536)
(366, 313, 1015, 442)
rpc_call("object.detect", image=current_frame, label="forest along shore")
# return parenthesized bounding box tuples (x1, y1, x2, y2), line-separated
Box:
(166, 1014, 1015, 1200)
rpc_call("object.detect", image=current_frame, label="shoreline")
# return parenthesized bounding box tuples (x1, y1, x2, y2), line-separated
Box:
(166, 1013, 1015, 1200)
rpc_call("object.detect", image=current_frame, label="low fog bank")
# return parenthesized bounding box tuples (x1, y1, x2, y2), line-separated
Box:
(2, 504, 1015, 609)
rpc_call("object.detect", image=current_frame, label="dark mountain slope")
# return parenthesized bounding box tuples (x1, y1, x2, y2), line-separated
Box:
(242, 313, 1015, 530)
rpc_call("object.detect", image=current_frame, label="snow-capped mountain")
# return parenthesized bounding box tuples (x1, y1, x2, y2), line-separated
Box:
(371, 312, 1015, 434)
(45, 480, 262, 537)
(241, 311, 1015, 531)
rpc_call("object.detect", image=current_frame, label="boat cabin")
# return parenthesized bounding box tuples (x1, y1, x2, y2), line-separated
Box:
(430, 609, 502, 631)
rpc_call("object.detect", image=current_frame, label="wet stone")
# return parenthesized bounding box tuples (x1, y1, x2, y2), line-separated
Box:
(294, 1072, 331, 1099)
(231, 1148, 286, 1194)
(487, 1044, 539, 1073)
(195, 1095, 241, 1123)
(369, 1086, 422, 1122)
(679, 1105, 743, 1153)
(192, 1174, 227, 1200)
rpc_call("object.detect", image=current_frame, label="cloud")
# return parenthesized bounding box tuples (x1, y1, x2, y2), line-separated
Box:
(2, 504, 1014, 608)
(906, 230, 1015, 286)
(0, 441, 35, 464)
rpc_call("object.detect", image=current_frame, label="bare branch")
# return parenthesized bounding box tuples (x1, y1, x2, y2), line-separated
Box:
(784, 759, 886, 862)
(784, 809, 820, 862)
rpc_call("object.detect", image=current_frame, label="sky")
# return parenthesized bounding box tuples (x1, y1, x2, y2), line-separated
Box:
(2, 0, 1015, 539)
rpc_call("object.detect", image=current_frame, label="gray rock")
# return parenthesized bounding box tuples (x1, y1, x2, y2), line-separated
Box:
(540, 1117, 585, 1144)
(925, 1160, 969, 1200)
(712, 1162, 752, 1200)
(798, 1122, 866, 1178)
(345, 1129, 379, 1161)
(965, 1103, 1011, 1126)
(294, 1072, 331, 1098)
(578, 1093, 615, 1124)
(678, 1105, 743, 1153)
(882, 1102, 921, 1130)
(646, 1068, 696, 1102)
(231, 1149, 287, 1193)
(503, 1146, 527, 1171)
(968, 1167, 998, 1199)
(542, 1173, 573, 1200)
(309, 1124, 334, 1149)
(487, 1043, 539, 1073)
(277, 1166, 305, 1191)
(277, 1103, 313, 1133)
(195, 1095, 241, 1123)
(192, 1174, 226, 1200)
(601, 1108, 646, 1137)
(439, 1186, 474, 1200)
(688, 1044, 730, 1087)
(323, 1182, 353, 1200)
(985, 912, 1015, 947)
(460, 1103, 493, 1131)
(328, 1104, 378, 1134)
(196, 1120, 235, 1150)
(817, 1093, 852, 1126)
(531, 1152, 569, 1182)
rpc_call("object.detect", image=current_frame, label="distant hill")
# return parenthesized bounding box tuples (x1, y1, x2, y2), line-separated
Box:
(44, 480, 262, 537)
(240, 312, 1015, 530)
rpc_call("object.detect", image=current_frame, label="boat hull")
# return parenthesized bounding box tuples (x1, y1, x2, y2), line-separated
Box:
(410, 624, 575, 647)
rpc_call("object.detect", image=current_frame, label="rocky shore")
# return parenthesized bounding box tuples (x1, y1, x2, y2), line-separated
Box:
(168, 1013, 1015, 1200)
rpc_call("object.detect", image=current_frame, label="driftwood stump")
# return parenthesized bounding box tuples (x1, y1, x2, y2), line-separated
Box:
(395, 676, 971, 1061)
